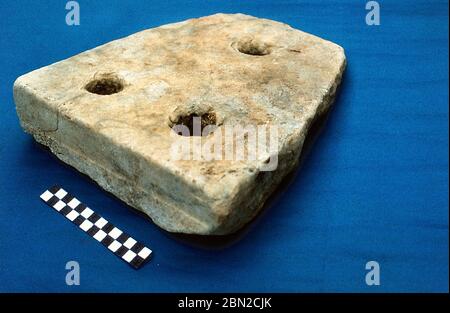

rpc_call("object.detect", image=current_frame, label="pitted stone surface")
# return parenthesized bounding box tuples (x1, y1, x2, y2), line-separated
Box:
(14, 14, 346, 235)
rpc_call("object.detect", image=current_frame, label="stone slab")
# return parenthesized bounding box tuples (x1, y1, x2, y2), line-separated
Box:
(14, 14, 346, 235)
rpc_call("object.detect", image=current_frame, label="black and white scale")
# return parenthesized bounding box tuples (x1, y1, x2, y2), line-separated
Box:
(40, 185, 152, 269)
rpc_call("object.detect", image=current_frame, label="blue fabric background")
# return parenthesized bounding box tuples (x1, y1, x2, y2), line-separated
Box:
(0, 0, 448, 292)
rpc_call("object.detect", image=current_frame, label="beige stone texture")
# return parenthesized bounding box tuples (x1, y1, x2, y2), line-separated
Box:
(14, 14, 346, 235)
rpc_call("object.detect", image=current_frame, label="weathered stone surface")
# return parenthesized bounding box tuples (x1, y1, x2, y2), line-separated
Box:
(14, 14, 346, 235)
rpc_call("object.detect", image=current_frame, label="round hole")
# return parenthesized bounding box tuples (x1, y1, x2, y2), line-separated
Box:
(85, 75, 124, 95)
(233, 38, 271, 56)
(170, 112, 217, 137)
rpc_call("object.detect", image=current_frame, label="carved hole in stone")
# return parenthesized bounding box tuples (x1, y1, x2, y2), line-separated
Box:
(85, 75, 124, 95)
(233, 38, 271, 56)
(170, 112, 217, 137)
